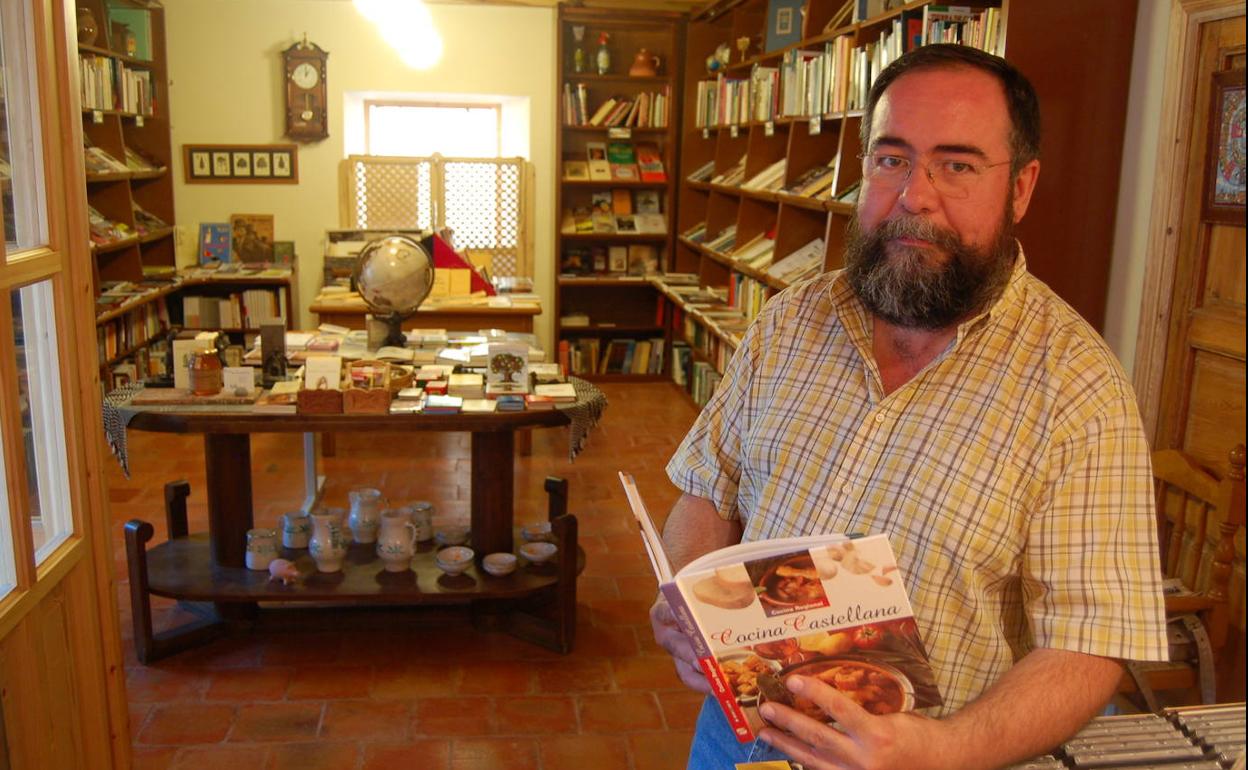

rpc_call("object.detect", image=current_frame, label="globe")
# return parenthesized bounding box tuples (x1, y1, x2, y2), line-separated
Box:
(352, 235, 435, 348)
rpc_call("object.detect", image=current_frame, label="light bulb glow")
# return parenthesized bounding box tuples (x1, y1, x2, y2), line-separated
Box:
(354, 0, 443, 70)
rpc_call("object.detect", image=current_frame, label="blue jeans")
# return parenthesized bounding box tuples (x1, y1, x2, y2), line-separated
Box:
(687, 696, 794, 769)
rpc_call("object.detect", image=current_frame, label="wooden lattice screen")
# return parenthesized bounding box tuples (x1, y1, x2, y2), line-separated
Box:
(341, 154, 534, 279)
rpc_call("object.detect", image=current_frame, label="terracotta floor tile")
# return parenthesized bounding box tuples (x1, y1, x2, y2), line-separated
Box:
(228, 703, 322, 742)
(492, 695, 577, 735)
(533, 658, 614, 693)
(129, 703, 152, 740)
(138, 704, 235, 745)
(126, 667, 207, 703)
(204, 667, 294, 702)
(286, 665, 373, 699)
(319, 699, 410, 740)
(455, 660, 536, 695)
(450, 737, 539, 770)
(265, 741, 359, 770)
(629, 731, 694, 770)
(257, 633, 344, 666)
(361, 740, 451, 770)
(538, 734, 633, 770)
(659, 690, 707, 731)
(612, 654, 686, 691)
(132, 746, 178, 770)
(170, 744, 269, 770)
(411, 697, 496, 736)
(370, 662, 459, 698)
(578, 692, 665, 732)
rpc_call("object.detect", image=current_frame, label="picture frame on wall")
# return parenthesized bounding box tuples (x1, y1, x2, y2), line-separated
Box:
(183, 144, 299, 184)
(1202, 68, 1246, 225)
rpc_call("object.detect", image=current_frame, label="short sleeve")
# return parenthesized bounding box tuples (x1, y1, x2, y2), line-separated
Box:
(1022, 386, 1168, 662)
(665, 318, 765, 522)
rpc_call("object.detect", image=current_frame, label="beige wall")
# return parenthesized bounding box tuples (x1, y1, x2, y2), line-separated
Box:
(1104, 0, 1171, 377)
(163, 0, 557, 345)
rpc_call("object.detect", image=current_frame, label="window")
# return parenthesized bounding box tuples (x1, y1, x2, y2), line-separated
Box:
(365, 101, 501, 158)
(0, 0, 48, 254)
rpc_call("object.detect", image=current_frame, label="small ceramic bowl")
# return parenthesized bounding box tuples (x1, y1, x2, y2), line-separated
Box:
(520, 521, 553, 543)
(435, 526, 470, 547)
(520, 541, 558, 565)
(435, 546, 474, 576)
(482, 552, 518, 577)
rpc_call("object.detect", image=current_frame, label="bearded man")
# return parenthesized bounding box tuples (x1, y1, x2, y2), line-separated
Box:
(653, 44, 1167, 770)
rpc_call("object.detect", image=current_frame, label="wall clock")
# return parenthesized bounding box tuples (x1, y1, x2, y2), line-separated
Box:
(282, 38, 329, 142)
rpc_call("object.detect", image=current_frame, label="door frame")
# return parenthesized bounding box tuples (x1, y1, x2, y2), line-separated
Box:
(1132, 0, 1244, 444)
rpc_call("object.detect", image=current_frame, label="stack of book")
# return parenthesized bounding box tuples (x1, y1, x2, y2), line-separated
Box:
(781, 164, 836, 198)
(704, 226, 738, 255)
(766, 238, 826, 284)
(741, 159, 787, 191)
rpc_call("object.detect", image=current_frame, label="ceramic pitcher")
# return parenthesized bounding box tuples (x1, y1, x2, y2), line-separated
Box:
(376, 509, 418, 572)
(309, 512, 349, 572)
(347, 487, 384, 544)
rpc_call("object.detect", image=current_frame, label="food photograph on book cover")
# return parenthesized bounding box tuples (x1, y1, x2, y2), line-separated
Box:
(674, 535, 943, 740)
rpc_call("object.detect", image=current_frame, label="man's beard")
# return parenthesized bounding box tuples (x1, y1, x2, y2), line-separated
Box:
(844, 203, 1018, 330)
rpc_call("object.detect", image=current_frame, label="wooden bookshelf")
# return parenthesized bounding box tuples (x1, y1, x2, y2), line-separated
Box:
(555, 6, 686, 381)
(669, 0, 1138, 406)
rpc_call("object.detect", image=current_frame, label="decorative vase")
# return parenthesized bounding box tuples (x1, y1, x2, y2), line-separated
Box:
(376, 509, 418, 572)
(76, 7, 99, 46)
(408, 501, 434, 543)
(281, 511, 311, 549)
(245, 528, 279, 571)
(347, 487, 384, 544)
(309, 512, 348, 573)
(629, 48, 660, 77)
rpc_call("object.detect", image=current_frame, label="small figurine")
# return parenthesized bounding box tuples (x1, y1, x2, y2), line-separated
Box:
(268, 558, 301, 585)
(706, 43, 731, 74)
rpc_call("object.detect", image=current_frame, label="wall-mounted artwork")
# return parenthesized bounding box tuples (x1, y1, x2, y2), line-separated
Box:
(184, 144, 298, 184)
(1202, 68, 1245, 225)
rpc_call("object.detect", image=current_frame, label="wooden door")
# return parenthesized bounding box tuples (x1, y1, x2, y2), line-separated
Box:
(1135, 0, 1245, 701)
(0, 0, 130, 766)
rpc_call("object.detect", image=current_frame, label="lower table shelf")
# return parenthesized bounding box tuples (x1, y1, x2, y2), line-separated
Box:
(125, 477, 581, 663)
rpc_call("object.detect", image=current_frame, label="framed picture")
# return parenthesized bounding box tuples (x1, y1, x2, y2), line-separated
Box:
(765, 0, 805, 52)
(184, 144, 299, 184)
(1202, 68, 1246, 225)
(230, 213, 275, 263)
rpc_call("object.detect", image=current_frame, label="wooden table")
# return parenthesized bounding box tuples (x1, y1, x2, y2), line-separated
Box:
(121, 406, 580, 662)
(310, 298, 540, 333)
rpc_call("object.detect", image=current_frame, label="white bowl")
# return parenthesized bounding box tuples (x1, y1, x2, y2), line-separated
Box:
(435, 526, 470, 547)
(482, 552, 518, 577)
(435, 546, 474, 576)
(520, 521, 553, 543)
(519, 541, 557, 565)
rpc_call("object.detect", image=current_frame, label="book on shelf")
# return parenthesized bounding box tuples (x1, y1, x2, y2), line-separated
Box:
(423, 394, 464, 414)
(586, 142, 612, 180)
(704, 225, 738, 253)
(634, 190, 661, 214)
(686, 160, 715, 184)
(635, 142, 667, 182)
(741, 159, 787, 191)
(588, 96, 621, 126)
(615, 215, 638, 234)
(592, 212, 617, 234)
(608, 246, 628, 273)
(682, 222, 708, 244)
(461, 398, 498, 414)
(783, 164, 836, 197)
(619, 473, 944, 742)
(627, 244, 659, 276)
(534, 382, 577, 402)
(610, 189, 632, 215)
(563, 160, 589, 180)
(84, 145, 128, 175)
(635, 213, 667, 235)
(607, 142, 639, 181)
(766, 237, 827, 283)
(836, 181, 861, 204)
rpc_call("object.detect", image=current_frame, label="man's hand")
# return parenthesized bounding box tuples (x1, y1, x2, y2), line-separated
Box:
(650, 594, 712, 693)
(757, 675, 955, 770)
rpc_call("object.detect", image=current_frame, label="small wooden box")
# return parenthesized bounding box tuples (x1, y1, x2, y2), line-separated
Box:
(344, 360, 395, 415)
(297, 387, 343, 415)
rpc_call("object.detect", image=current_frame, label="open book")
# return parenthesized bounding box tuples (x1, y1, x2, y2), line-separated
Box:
(618, 472, 943, 743)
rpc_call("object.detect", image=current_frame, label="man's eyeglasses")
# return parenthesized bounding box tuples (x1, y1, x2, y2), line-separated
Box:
(858, 150, 1011, 199)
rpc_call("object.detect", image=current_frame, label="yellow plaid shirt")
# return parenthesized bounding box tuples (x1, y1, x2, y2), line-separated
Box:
(667, 252, 1168, 714)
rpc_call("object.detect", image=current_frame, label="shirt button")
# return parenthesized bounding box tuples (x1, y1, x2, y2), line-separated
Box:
(874, 413, 886, 423)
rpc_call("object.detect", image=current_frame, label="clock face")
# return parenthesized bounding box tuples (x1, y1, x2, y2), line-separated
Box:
(292, 62, 319, 90)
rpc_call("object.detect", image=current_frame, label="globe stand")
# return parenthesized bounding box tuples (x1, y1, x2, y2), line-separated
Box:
(381, 311, 409, 348)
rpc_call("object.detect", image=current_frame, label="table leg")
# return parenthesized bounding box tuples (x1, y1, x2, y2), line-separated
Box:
(471, 430, 514, 556)
(205, 433, 253, 568)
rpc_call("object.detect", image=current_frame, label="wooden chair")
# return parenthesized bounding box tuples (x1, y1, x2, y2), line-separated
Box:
(1122, 443, 1246, 710)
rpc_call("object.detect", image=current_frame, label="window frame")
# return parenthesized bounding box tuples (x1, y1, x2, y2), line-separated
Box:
(362, 98, 503, 158)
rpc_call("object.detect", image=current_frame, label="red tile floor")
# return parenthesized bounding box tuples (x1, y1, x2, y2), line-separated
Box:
(107, 382, 703, 770)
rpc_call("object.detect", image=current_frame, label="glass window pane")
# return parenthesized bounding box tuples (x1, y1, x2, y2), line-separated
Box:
(0, 426, 15, 598)
(0, 0, 49, 253)
(367, 104, 499, 158)
(11, 280, 72, 561)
